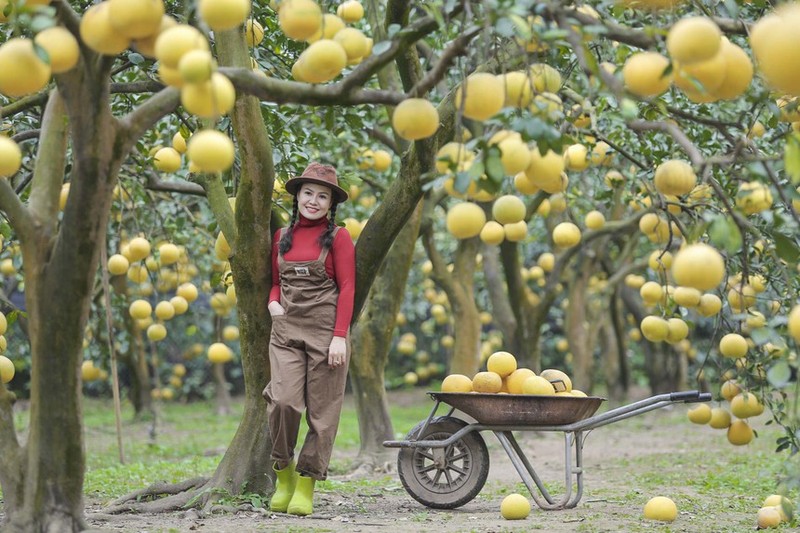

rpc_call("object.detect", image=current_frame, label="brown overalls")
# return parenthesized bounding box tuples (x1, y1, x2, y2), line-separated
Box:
(265, 229, 350, 481)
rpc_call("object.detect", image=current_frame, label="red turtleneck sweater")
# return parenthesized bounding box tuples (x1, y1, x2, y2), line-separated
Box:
(269, 215, 355, 337)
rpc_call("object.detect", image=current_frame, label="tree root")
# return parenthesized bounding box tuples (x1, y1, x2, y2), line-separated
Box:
(102, 476, 208, 514)
(340, 454, 395, 480)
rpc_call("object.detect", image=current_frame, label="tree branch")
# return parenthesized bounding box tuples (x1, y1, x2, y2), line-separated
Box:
(0, 93, 47, 117)
(117, 87, 180, 154)
(110, 81, 166, 94)
(28, 90, 69, 236)
(145, 171, 205, 196)
(0, 180, 35, 245)
(407, 26, 481, 97)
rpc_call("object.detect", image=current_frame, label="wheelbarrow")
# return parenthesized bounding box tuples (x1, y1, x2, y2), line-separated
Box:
(383, 390, 711, 510)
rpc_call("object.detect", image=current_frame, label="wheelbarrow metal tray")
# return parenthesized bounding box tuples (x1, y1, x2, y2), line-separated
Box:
(429, 392, 606, 426)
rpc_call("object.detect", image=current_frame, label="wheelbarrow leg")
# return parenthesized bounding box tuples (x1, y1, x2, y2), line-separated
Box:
(495, 430, 586, 510)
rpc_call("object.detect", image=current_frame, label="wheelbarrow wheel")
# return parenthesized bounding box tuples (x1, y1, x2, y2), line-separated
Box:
(397, 416, 489, 509)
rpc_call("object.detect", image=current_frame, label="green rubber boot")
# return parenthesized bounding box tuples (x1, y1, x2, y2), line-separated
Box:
(269, 461, 297, 513)
(287, 474, 316, 516)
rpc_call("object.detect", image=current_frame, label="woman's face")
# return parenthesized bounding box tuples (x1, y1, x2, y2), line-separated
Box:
(298, 182, 333, 220)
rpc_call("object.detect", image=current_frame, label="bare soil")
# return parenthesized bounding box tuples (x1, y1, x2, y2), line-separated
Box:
(85, 390, 769, 532)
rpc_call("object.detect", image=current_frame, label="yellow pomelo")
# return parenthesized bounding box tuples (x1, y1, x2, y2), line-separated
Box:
(563, 144, 589, 171)
(0, 313, 6, 335)
(514, 172, 539, 195)
(108, 0, 165, 39)
(480, 221, 505, 245)
(643, 496, 677, 522)
(446, 202, 486, 239)
(665, 318, 688, 344)
(672, 286, 701, 308)
(730, 392, 763, 419)
(245, 20, 264, 47)
(34, 27, 80, 74)
(529, 63, 561, 92)
(154, 301, 175, 321)
(222, 325, 240, 341)
(654, 159, 696, 196)
(178, 49, 216, 84)
(0, 355, 14, 383)
(107, 254, 130, 276)
(605, 170, 625, 187)
(497, 138, 531, 175)
(198, 0, 250, 31)
(333, 27, 368, 62)
(763, 495, 793, 522)
(208, 342, 234, 363)
(750, 5, 800, 96)
(727, 419, 753, 445)
(524, 147, 565, 193)
(372, 149, 392, 171)
(80, 3, 130, 56)
(215, 232, 232, 260)
(500, 493, 530, 520)
(503, 220, 527, 242)
(666, 16, 721, 65)
(133, 15, 177, 58)
(441, 374, 473, 393)
(648, 250, 673, 271)
(154, 147, 181, 172)
(522, 375, 555, 395)
(539, 368, 572, 393)
(639, 281, 664, 305)
(0, 38, 51, 97)
(155, 25, 209, 69)
(584, 210, 605, 230)
(454, 73, 505, 121)
(671, 243, 725, 291)
(129, 299, 152, 319)
(711, 39, 753, 100)
(487, 351, 517, 378)
(538, 252, 555, 272)
(789, 305, 800, 343)
(392, 98, 439, 141)
(81, 360, 101, 382)
(697, 293, 722, 317)
(187, 129, 235, 173)
(306, 14, 345, 42)
(571, 389, 588, 397)
(279, 0, 322, 41)
(720, 379, 741, 401)
(687, 403, 712, 424)
(158, 64, 185, 88)
(505, 368, 536, 394)
(709, 407, 731, 429)
(336, 0, 364, 23)
(757, 506, 782, 529)
(0, 137, 22, 177)
(622, 52, 672, 97)
(298, 39, 347, 83)
(172, 132, 187, 154)
(552, 222, 581, 248)
(177, 282, 199, 302)
(472, 371, 503, 393)
(590, 141, 614, 166)
(127, 237, 151, 262)
(719, 333, 747, 358)
(170, 296, 189, 315)
(181, 72, 235, 118)
(435, 142, 473, 173)
(492, 195, 525, 225)
(159, 243, 180, 264)
(640, 316, 669, 342)
(502, 71, 534, 107)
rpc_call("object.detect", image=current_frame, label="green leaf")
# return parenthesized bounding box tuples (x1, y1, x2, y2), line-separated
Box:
(773, 232, 800, 263)
(707, 215, 741, 253)
(767, 360, 792, 389)
(784, 132, 800, 184)
(128, 52, 145, 65)
(371, 41, 391, 55)
(484, 147, 504, 182)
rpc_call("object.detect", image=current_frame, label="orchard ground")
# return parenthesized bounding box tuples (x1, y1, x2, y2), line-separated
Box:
(12, 388, 795, 532)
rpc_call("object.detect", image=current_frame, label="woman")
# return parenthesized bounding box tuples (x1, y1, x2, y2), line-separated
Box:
(264, 162, 355, 516)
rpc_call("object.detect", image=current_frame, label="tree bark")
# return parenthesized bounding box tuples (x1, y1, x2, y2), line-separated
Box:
(499, 241, 539, 370)
(350, 203, 422, 466)
(565, 265, 592, 392)
(481, 243, 517, 352)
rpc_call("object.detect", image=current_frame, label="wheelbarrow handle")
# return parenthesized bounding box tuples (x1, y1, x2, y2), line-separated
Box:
(669, 390, 710, 402)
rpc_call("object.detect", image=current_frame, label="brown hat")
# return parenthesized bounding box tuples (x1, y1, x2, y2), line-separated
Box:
(285, 162, 348, 203)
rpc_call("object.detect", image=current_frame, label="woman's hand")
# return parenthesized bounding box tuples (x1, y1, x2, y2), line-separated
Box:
(328, 336, 347, 368)
(268, 301, 285, 316)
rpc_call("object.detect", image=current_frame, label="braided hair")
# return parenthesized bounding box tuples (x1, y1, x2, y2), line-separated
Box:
(278, 197, 339, 255)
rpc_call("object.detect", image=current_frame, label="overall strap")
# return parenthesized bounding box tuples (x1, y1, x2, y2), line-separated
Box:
(317, 226, 340, 263)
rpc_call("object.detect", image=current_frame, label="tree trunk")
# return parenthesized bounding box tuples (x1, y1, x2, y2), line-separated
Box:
(565, 267, 592, 392)
(212, 362, 232, 416)
(499, 241, 539, 370)
(604, 289, 629, 401)
(350, 203, 422, 466)
(481, 243, 517, 352)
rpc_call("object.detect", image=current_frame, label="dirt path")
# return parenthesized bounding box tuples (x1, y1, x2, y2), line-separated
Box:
(86, 396, 772, 532)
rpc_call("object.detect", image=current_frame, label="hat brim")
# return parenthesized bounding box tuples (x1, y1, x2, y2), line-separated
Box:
(285, 177, 349, 203)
